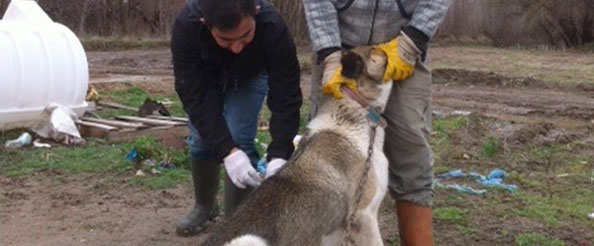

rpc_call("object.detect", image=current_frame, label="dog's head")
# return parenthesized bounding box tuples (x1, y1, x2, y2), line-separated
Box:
(340, 47, 391, 107)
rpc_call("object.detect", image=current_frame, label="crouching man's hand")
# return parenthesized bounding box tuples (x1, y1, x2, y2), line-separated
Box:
(224, 148, 262, 189)
(265, 158, 287, 179)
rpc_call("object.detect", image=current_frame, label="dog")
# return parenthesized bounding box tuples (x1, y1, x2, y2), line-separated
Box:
(202, 46, 392, 246)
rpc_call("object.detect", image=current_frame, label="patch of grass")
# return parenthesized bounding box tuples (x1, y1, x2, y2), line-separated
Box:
(436, 193, 468, 208)
(435, 35, 494, 47)
(456, 225, 477, 237)
(124, 136, 190, 171)
(255, 132, 271, 157)
(516, 190, 594, 227)
(81, 37, 169, 51)
(505, 171, 544, 191)
(384, 235, 399, 246)
(482, 135, 501, 158)
(254, 100, 309, 156)
(124, 136, 188, 167)
(433, 116, 469, 135)
(0, 132, 191, 190)
(105, 87, 150, 107)
(130, 169, 190, 190)
(0, 194, 8, 205)
(517, 197, 562, 226)
(434, 207, 468, 224)
(432, 164, 450, 175)
(299, 101, 310, 131)
(514, 233, 566, 246)
(97, 88, 185, 118)
(432, 116, 469, 146)
(1, 140, 129, 177)
(81, 223, 97, 231)
(297, 52, 312, 71)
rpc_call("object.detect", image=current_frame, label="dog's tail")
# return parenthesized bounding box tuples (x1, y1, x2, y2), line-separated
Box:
(223, 234, 269, 246)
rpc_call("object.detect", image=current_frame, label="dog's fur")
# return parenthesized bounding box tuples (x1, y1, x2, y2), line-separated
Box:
(202, 47, 392, 246)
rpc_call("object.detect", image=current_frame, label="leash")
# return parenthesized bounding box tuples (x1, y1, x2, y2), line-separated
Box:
(340, 86, 388, 128)
(342, 125, 377, 246)
(340, 86, 385, 246)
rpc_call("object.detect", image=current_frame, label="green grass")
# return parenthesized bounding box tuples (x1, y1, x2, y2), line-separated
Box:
(432, 116, 469, 147)
(482, 135, 501, 158)
(297, 51, 313, 71)
(129, 169, 190, 190)
(0, 194, 8, 205)
(456, 225, 477, 237)
(255, 100, 309, 156)
(0, 139, 129, 177)
(81, 222, 97, 231)
(434, 207, 468, 224)
(0, 133, 191, 189)
(516, 191, 594, 227)
(384, 235, 399, 246)
(97, 87, 185, 118)
(1, 86, 304, 189)
(514, 233, 566, 246)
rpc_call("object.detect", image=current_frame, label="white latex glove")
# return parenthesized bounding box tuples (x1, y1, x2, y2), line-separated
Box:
(224, 150, 262, 189)
(265, 158, 287, 179)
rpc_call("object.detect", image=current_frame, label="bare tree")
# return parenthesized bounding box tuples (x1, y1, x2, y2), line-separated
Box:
(78, 0, 101, 35)
(440, 0, 594, 48)
(268, 0, 309, 43)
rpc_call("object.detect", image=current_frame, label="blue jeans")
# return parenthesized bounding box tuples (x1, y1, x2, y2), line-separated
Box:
(187, 72, 268, 166)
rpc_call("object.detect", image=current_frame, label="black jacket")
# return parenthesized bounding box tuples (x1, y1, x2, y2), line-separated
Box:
(171, 0, 302, 161)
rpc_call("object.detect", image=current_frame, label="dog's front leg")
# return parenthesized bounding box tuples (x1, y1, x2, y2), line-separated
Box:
(349, 211, 384, 246)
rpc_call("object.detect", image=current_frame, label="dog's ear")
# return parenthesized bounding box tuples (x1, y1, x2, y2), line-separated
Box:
(340, 50, 365, 79)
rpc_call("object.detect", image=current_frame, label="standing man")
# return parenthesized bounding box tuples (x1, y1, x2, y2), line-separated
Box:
(303, 0, 451, 245)
(171, 0, 302, 236)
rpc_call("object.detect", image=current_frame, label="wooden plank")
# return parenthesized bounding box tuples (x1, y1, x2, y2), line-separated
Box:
(81, 117, 146, 129)
(78, 124, 109, 138)
(147, 115, 189, 123)
(76, 120, 117, 139)
(76, 120, 119, 131)
(107, 125, 189, 143)
(97, 101, 138, 112)
(115, 115, 186, 126)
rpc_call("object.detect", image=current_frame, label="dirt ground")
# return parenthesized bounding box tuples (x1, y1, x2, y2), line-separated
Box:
(1, 45, 593, 246)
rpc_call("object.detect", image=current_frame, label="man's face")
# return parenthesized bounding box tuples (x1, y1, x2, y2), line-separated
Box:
(210, 16, 256, 55)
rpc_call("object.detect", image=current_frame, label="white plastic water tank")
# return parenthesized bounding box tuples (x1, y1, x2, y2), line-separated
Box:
(0, 0, 88, 130)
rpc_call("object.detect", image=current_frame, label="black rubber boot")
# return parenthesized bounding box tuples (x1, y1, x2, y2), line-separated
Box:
(176, 159, 220, 236)
(224, 172, 253, 216)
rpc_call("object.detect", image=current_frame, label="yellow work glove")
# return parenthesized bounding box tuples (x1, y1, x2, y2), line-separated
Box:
(320, 51, 357, 99)
(373, 31, 421, 83)
(322, 66, 357, 99)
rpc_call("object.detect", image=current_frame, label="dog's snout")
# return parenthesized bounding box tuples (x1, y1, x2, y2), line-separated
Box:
(340, 50, 365, 79)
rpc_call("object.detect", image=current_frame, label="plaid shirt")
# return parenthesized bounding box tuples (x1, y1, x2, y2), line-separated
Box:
(303, 0, 451, 52)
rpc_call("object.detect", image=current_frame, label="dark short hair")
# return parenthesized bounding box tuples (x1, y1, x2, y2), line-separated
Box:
(199, 0, 257, 31)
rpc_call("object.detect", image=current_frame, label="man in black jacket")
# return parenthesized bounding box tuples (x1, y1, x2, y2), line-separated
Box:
(171, 0, 302, 236)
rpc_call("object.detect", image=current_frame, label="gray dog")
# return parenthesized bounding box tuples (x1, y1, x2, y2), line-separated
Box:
(203, 46, 392, 246)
